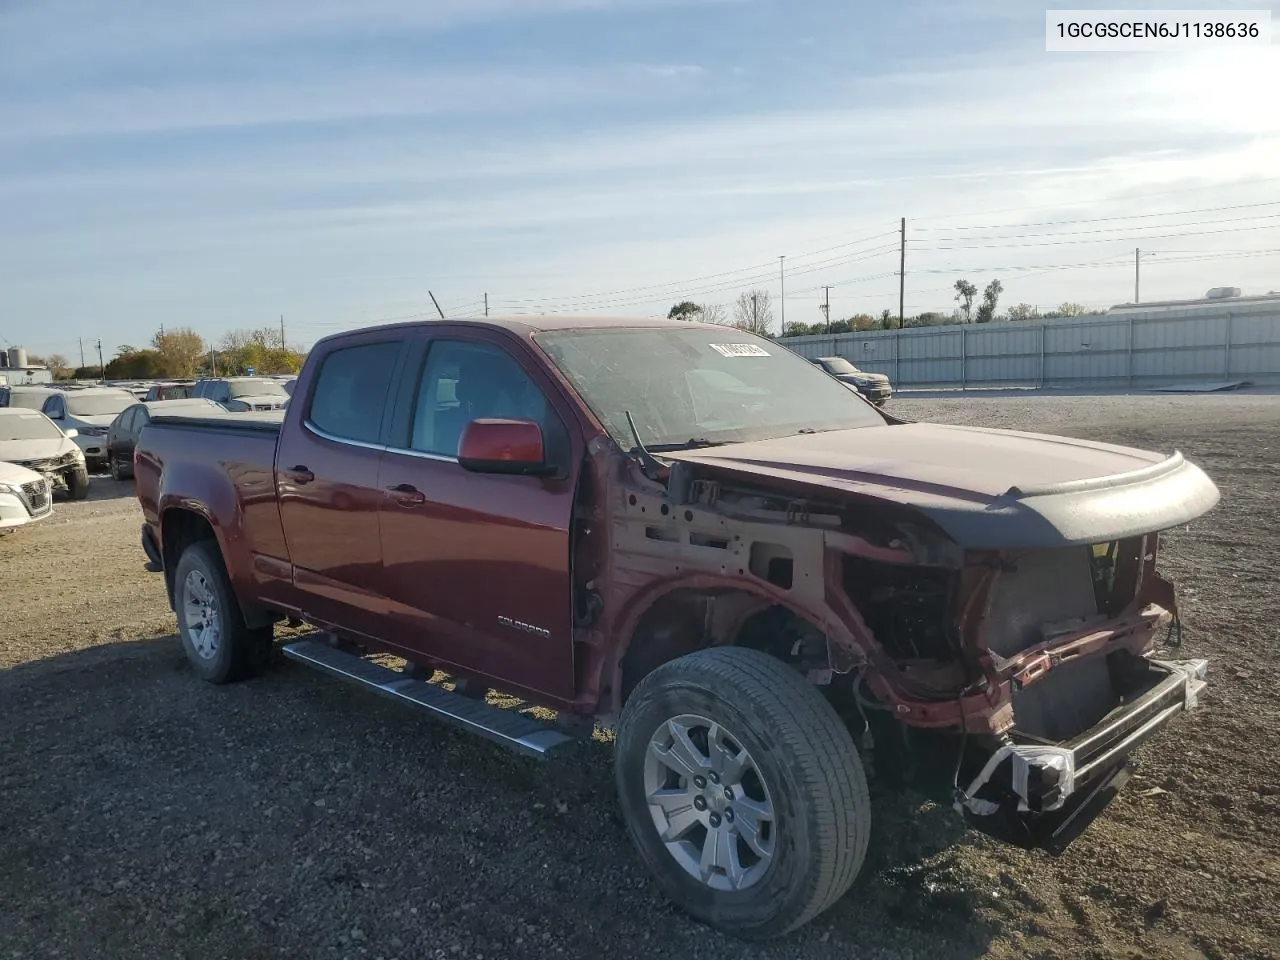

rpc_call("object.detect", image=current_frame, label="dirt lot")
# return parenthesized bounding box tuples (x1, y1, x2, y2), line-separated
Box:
(2, 393, 1277, 960)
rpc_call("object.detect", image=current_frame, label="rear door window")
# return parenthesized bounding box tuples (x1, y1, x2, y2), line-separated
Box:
(307, 341, 404, 445)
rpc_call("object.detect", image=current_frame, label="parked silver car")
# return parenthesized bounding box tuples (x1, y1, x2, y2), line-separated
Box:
(39, 387, 138, 473)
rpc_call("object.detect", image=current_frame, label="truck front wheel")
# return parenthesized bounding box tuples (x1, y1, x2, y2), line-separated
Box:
(614, 646, 870, 940)
(65, 466, 90, 500)
(173, 541, 272, 684)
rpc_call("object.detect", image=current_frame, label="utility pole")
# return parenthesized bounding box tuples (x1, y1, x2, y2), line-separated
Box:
(778, 256, 786, 333)
(96, 339, 105, 383)
(79, 337, 85, 369)
(821, 286, 832, 332)
(1134, 248, 1156, 303)
(899, 217, 906, 330)
(280, 314, 286, 348)
(484, 292, 489, 318)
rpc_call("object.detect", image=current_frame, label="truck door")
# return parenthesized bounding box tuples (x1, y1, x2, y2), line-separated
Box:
(377, 330, 580, 700)
(276, 332, 408, 637)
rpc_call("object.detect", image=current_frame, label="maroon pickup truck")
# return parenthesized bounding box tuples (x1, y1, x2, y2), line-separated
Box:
(136, 316, 1218, 939)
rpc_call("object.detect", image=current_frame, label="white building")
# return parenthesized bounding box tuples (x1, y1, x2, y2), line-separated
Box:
(0, 346, 54, 386)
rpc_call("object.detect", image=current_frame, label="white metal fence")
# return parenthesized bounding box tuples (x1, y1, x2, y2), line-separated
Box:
(780, 303, 1280, 389)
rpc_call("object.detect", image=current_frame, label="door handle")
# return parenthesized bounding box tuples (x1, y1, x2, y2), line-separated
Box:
(385, 482, 426, 506)
(285, 465, 315, 485)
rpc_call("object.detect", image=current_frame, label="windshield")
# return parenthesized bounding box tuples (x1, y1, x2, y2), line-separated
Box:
(821, 357, 861, 375)
(67, 393, 134, 417)
(7, 392, 49, 410)
(0, 412, 64, 441)
(229, 379, 288, 399)
(537, 327, 883, 449)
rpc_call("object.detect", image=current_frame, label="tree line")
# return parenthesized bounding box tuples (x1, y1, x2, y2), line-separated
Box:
(667, 279, 1100, 339)
(30, 327, 307, 381)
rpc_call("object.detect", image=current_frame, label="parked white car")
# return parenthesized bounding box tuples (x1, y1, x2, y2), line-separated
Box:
(38, 387, 137, 473)
(0, 460, 53, 532)
(0, 408, 90, 499)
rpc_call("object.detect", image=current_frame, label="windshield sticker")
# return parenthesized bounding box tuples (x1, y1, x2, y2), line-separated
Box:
(709, 343, 770, 358)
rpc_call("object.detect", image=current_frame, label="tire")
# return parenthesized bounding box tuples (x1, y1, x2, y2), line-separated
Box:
(615, 647, 870, 940)
(173, 540, 272, 684)
(109, 456, 123, 481)
(66, 466, 91, 500)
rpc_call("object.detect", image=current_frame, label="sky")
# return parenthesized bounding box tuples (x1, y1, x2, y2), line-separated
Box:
(2, 0, 1278, 362)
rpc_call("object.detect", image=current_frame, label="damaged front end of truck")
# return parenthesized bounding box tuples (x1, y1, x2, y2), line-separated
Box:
(595, 425, 1219, 854)
(848, 533, 1209, 853)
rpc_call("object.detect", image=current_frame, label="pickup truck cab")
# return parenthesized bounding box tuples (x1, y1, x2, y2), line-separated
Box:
(136, 316, 1218, 939)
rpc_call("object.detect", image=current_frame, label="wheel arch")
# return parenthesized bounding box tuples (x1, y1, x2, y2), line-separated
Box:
(611, 574, 837, 712)
(160, 505, 274, 629)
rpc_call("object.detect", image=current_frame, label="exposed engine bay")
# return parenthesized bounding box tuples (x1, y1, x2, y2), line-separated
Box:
(593, 451, 1212, 852)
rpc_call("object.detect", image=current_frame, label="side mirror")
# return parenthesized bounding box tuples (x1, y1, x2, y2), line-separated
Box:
(457, 419, 553, 476)
(63, 428, 79, 439)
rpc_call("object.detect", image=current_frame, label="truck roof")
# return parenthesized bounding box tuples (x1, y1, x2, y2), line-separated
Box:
(313, 315, 714, 348)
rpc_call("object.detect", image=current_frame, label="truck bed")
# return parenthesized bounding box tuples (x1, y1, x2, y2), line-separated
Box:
(136, 412, 289, 609)
(149, 410, 285, 432)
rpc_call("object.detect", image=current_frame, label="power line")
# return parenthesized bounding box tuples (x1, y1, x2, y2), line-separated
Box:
(911, 175, 1280, 225)
(916, 211, 1280, 244)
(500, 229, 898, 307)
(913, 198, 1280, 233)
(501, 244, 901, 313)
(915, 221, 1280, 252)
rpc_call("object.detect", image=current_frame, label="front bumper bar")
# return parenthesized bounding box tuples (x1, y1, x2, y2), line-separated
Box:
(955, 657, 1206, 852)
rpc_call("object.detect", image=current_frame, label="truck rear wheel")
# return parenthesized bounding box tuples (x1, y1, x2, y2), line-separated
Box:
(173, 541, 271, 684)
(614, 646, 870, 940)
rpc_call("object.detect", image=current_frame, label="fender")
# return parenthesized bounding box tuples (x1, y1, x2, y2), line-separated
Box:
(157, 458, 255, 612)
(603, 569, 868, 716)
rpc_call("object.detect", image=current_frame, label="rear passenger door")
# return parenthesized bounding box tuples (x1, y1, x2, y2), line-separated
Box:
(376, 330, 581, 700)
(276, 333, 408, 638)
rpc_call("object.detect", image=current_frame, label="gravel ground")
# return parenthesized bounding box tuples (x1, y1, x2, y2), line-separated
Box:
(2, 393, 1277, 960)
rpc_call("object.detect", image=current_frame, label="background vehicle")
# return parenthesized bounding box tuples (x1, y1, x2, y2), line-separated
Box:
(144, 381, 196, 401)
(0, 385, 57, 410)
(106, 398, 224, 480)
(0, 408, 89, 499)
(40, 387, 137, 473)
(135, 317, 1217, 939)
(0, 460, 52, 532)
(191, 377, 289, 411)
(810, 356, 893, 405)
